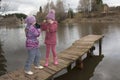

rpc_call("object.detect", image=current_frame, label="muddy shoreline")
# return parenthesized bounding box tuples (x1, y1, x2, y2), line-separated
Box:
(62, 12, 120, 24)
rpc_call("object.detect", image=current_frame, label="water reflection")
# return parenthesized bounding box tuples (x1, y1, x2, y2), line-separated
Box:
(77, 23, 110, 36)
(0, 41, 7, 76)
(57, 23, 80, 52)
(0, 23, 120, 79)
(55, 55, 104, 80)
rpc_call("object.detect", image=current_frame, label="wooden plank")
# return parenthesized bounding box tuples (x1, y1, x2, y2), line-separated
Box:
(30, 70, 52, 80)
(73, 42, 94, 46)
(7, 69, 30, 80)
(58, 53, 78, 61)
(64, 47, 90, 55)
(59, 53, 79, 58)
(73, 41, 94, 46)
(58, 56, 78, 63)
(58, 57, 74, 64)
(78, 35, 104, 42)
(0, 74, 12, 80)
(70, 45, 93, 49)
(37, 70, 53, 80)
(66, 47, 89, 52)
(62, 49, 87, 56)
(43, 67, 56, 75)
(69, 44, 93, 49)
(46, 64, 64, 72)
(82, 35, 103, 40)
(57, 58, 71, 66)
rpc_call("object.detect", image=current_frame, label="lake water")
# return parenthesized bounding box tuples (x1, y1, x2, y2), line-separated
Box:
(0, 23, 120, 80)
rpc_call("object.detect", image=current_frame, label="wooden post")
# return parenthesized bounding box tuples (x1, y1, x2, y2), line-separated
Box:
(99, 38, 102, 56)
(48, 76, 54, 80)
(87, 51, 91, 57)
(67, 64, 72, 72)
(87, 46, 95, 57)
(76, 57, 83, 69)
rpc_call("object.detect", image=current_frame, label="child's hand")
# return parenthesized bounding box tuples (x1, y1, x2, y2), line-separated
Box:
(47, 29, 49, 32)
(43, 20, 46, 23)
(37, 29, 41, 31)
(32, 22, 36, 26)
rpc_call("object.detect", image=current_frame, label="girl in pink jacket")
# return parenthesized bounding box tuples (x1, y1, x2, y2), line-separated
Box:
(41, 9, 58, 67)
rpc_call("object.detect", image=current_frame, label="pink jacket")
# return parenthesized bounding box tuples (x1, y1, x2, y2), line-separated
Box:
(41, 21, 58, 45)
(25, 25, 40, 49)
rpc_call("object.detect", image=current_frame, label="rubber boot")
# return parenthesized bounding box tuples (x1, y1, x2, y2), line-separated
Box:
(44, 58, 49, 67)
(53, 57, 58, 65)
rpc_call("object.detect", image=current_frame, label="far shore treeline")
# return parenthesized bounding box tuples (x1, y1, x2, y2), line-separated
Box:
(0, 0, 120, 26)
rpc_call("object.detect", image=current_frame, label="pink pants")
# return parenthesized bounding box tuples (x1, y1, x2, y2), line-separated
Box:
(45, 44, 57, 58)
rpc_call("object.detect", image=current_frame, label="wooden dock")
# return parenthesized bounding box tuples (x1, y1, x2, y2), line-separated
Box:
(0, 35, 104, 80)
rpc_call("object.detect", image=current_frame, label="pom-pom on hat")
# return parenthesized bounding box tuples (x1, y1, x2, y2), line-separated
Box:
(46, 9, 55, 20)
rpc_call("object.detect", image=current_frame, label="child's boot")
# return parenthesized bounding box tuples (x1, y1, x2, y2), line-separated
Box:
(54, 57, 58, 65)
(44, 58, 49, 67)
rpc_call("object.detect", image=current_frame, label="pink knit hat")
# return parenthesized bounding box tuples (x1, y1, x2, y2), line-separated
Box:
(25, 16, 36, 24)
(46, 9, 55, 20)
(25, 16, 36, 28)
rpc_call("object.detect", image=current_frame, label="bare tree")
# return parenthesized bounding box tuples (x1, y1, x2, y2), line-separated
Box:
(43, 2, 49, 14)
(96, 0, 103, 5)
(0, 0, 8, 15)
(39, 6, 42, 13)
(40, 1, 52, 22)
(77, 0, 90, 13)
(0, 1, 16, 15)
(92, 0, 103, 11)
(0, 0, 1, 9)
(55, 0, 65, 21)
(42, 0, 66, 21)
(0, 2, 9, 14)
(50, 1, 56, 10)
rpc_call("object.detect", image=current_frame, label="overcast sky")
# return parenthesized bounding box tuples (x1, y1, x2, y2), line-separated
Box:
(1, 0, 120, 15)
